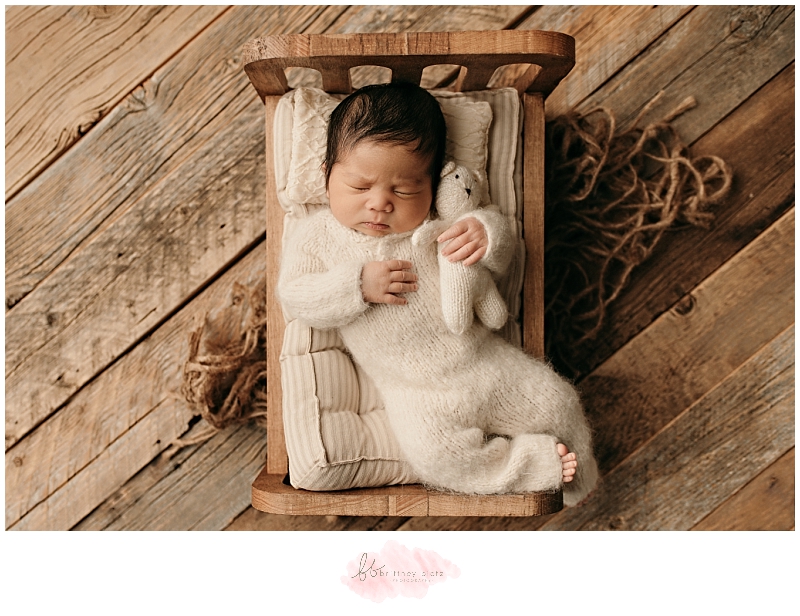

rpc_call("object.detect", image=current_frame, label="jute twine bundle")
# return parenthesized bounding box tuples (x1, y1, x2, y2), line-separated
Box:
(174, 278, 267, 453)
(543, 92, 731, 376)
(178, 92, 732, 446)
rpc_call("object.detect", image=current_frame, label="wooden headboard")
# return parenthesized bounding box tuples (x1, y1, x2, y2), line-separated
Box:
(243, 30, 574, 97)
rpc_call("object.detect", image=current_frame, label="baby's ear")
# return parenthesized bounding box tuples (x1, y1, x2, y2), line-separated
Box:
(441, 161, 456, 177)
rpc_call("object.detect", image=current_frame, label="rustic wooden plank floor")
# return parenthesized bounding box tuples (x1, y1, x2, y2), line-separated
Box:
(5, 5, 794, 531)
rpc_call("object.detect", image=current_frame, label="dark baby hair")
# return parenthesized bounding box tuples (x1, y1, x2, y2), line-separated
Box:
(324, 82, 447, 193)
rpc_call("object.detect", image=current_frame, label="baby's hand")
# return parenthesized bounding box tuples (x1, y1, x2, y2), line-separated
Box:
(437, 217, 488, 266)
(361, 260, 418, 305)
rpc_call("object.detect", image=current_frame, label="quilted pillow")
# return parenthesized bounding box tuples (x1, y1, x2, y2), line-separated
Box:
(274, 86, 523, 491)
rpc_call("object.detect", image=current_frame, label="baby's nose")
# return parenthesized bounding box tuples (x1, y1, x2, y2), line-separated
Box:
(368, 193, 394, 212)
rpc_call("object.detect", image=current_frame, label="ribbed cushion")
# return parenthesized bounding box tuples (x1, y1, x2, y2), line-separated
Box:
(275, 87, 523, 491)
(280, 319, 417, 490)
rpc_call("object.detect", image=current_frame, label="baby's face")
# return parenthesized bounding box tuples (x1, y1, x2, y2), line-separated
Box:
(326, 139, 433, 236)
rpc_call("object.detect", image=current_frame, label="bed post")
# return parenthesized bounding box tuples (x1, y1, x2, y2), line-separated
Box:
(263, 95, 288, 475)
(522, 92, 546, 360)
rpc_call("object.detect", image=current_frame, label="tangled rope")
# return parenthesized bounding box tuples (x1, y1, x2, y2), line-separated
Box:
(175, 277, 267, 452)
(178, 92, 732, 446)
(543, 92, 732, 376)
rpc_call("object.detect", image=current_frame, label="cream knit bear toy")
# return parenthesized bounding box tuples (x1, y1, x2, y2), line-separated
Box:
(413, 161, 508, 335)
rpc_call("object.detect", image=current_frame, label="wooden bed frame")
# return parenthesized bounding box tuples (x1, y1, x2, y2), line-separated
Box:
(242, 30, 575, 516)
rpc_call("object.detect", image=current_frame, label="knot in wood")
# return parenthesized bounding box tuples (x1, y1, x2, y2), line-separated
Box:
(673, 293, 696, 317)
(729, 7, 771, 42)
(85, 5, 121, 20)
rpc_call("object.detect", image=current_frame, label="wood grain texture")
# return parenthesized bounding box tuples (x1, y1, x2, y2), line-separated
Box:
(72, 419, 236, 530)
(5, 6, 344, 450)
(263, 98, 286, 475)
(226, 507, 406, 531)
(572, 62, 796, 378)
(4, 5, 226, 200)
(251, 471, 562, 517)
(6, 247, 266, 530)
(585, 209, 794, 473)
(4, 5, 336, 312)
(322, 5, 527, 36)
(502, 5, 693, 115)
(540, 324, 794, 530)
(693, 448, 795, 531)
(77, 424, 266, 531)
(573, 5, 794, 142)
(243, 30, 574, 98)
(522, 93, 545, 358)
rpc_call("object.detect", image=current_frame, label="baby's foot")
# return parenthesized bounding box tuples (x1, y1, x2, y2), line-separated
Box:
(557, 443, 577, 483)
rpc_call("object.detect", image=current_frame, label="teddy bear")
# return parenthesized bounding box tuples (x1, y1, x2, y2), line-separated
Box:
(413, 161, 508, 335)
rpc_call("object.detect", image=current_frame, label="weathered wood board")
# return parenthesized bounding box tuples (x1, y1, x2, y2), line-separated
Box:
(586, 209, 794, 473)
(77, 424, 266, 531)
(4, 5, 227, 199)
(540, 324, 794, 530)
(693, 448, 795, 531)
(515, 4, 694, 116)
(7, 246, 265, 531)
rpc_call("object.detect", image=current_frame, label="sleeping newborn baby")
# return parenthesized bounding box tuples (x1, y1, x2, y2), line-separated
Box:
(277, 81, 598, 505)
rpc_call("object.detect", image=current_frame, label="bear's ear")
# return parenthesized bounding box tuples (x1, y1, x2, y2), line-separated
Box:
(440, 160, 456, 177)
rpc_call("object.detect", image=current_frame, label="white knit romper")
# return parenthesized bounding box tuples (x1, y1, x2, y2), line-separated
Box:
(278, 208, 599, 505)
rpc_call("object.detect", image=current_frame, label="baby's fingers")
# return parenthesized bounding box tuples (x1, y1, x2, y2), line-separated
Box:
(388, 282, 418, 294)
(389, 269, 418, 283)
(386, 259, 414, 272)
(445, 241, 486, 264)
(459, 245, 487, 266)
(380, 293, 408, 305)
(436, 222, 467, 244)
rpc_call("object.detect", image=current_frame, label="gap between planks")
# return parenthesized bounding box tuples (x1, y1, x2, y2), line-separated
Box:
(691, 447, 795, 531)
(539, 323, 794, 530)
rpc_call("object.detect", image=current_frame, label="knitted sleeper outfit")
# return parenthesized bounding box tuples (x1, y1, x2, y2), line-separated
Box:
(278, 208, 599, 505)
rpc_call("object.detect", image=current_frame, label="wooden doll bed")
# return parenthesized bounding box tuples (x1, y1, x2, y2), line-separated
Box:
(242, 30, 575, 516)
